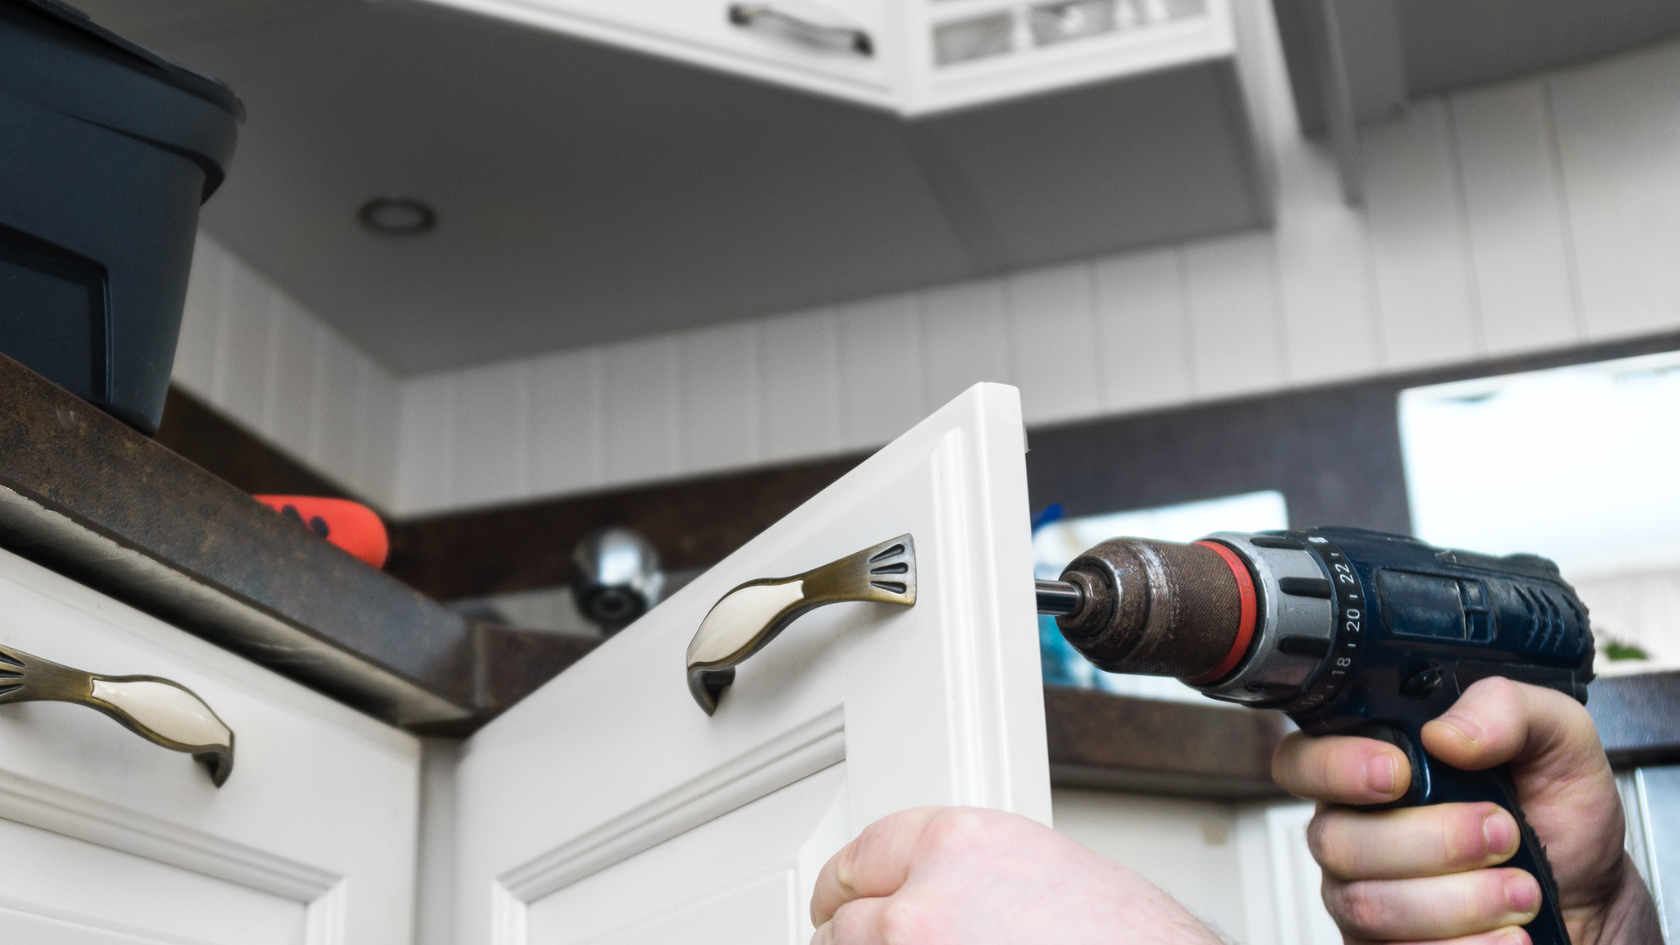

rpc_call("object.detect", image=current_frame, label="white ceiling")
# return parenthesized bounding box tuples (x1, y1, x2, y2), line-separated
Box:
(1398, 0, 1680, 96)
(1273, 0, 1680, 141)
(84, 0, 986, 373)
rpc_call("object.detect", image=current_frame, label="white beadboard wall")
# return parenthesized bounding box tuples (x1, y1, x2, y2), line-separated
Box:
(176, 7, 1680, 520)
(385, 27, 1680, 518)
(172, 232, 401, 507)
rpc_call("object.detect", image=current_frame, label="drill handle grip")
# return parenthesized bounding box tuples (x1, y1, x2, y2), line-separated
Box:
(1423, 757, 1571, 945)
(1374, 726, 1572, 945)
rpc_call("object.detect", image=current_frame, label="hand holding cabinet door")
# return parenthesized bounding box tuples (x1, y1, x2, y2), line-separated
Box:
(808, 807, 1224, 945)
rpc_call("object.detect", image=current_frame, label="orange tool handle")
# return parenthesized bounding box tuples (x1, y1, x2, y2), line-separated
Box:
(254, 495, 389, 568)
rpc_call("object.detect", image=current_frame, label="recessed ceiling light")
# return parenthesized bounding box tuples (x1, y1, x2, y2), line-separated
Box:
(359, 196, 436, 236)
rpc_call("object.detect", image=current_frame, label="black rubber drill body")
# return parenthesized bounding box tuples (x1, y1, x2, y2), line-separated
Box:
(1286, 527, 1596, 945)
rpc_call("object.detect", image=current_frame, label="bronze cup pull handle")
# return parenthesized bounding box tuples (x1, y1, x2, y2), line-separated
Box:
(0, 642, 235, 786)
(685, 534, 916, 715)
(727, 3, 875, 56)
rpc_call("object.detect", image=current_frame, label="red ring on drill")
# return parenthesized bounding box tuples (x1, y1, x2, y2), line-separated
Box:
(1184, 540, 1258, 685)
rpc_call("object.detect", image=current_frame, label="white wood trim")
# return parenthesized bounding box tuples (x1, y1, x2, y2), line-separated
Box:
(489, 880, 527, 945)
(0, 775, 338, 903)
(304, 880, 351, 945)
(501, 706, 845, 903)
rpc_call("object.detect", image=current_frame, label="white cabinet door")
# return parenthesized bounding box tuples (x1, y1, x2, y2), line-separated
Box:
(450, 383, 1048, 944)
(413, 0, 894, 109)
(0, 549, 420, 945)
(402, 0, 1245, 116)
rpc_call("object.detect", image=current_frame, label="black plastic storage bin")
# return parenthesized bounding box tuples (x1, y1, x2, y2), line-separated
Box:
(0, 0, 241, 433)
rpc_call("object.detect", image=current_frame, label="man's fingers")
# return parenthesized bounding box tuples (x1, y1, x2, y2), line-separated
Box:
(1421, 678, 1606, 782)
(1421, 677, 1626, 914)
(1310, 802, 1521, 880)
(810, 807, 942, 926)
(818, 892, 947, 945)
(812, 899, 887, 945)
(1273, 731, 1412, 805)
(1324, 868, 1541, 941)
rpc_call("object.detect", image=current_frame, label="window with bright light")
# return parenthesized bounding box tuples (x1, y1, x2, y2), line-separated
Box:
(1399, 350, 1680, 669)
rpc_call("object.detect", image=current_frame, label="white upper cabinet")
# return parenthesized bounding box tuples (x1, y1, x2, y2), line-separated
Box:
(448, 383, 1049, 944)
(908, 0, 1235, 114)
(413, 0, 1242, 116)
(421, 0, 898, 108)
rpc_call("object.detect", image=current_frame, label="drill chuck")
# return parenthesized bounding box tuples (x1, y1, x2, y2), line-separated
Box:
(1049, 538, 1257, 682)
(1043, 533, 1345, 704)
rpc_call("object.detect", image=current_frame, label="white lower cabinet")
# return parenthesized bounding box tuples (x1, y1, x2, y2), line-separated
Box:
(1051, 789, 1341, 945)
(0, 549, 421, 945)
(0, 382, 1045, 945)
(1051, 789, 1249, 937)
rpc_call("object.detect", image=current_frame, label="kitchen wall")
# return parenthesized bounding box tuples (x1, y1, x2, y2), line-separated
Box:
(172, 233, 400, 505)
(175, 9, 1680, 519)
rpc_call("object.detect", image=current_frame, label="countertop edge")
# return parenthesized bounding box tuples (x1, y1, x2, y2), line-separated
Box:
(0, 355, 479, 725)
(0, 480, 473, 725)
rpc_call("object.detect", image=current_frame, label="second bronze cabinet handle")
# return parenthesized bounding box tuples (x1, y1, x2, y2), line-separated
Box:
(686, 535, 916, 714)
(728, 3, 875, 56)
(0, 642, 235, 786)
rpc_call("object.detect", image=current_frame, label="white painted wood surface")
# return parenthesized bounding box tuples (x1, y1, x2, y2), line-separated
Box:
(1050, 790, 1347, 945)
(177, 12, 1680, 517)
(759, 309, 845, 465)
(837, 295, 925, 449)
(447, 383, 1048, 944)
(1182, 232, 1286, 399)
(173, 233, 400, 507)
(1235, 800, 1343, 945)
(0, 548, 421, 945)
(394, 0, 894, 112)
(1051, 789, 1248, 939)
(1449, 81, 1580, 358)
(1549, 41, 1680, 343)
(1362, 97, 1483, 371)
(603, 337, 684, 486)
(391, 0, 1238, 117)
(1006, 263, 1101, 426)
(921, 278, 1010, 411)
(371, 26, 1680, 518)
(680, 323, 763, 474)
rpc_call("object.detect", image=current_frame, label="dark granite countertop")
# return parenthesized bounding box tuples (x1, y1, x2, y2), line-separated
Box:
(0, 353, 570, 729)
(1, 353, 1674, 787)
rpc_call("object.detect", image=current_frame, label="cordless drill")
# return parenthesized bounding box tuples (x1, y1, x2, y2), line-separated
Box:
(1035, 526, 1595, 945)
